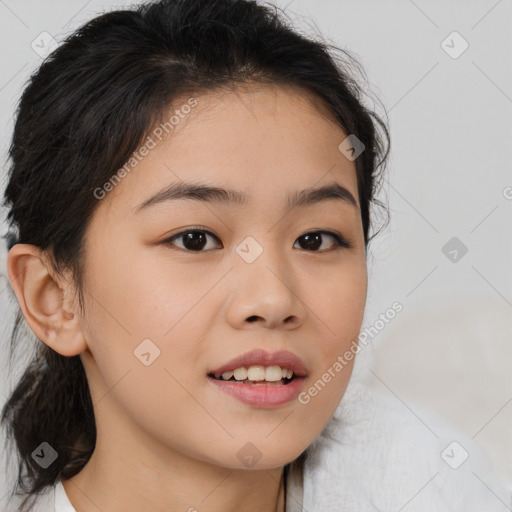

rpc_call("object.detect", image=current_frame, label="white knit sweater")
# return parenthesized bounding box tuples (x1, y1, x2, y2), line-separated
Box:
(300, 376, 512, 511)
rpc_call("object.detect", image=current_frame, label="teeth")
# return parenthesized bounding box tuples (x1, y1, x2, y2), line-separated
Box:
(265, 366, 283, 381)
(233, 367, 248, 380)
(248, 365, 266, 381)
(219, 365, 294, 382)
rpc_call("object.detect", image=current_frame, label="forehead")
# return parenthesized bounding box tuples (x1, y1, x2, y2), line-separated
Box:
(95, 83, 359, 218)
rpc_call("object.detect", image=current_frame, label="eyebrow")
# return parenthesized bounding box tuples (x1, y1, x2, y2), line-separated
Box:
(135, 180, 358, 213)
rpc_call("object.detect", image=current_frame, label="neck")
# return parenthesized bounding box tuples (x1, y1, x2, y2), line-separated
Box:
(61, 408, 286, 512)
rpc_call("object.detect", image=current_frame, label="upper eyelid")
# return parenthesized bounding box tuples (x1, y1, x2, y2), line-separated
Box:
(165, 228, 222, 248)
(167, 227, 219, 240)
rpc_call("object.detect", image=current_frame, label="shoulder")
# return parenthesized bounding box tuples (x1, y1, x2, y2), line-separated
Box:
(301, 378, 512, 511)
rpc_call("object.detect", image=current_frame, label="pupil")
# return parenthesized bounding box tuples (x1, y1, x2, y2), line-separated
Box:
(184, 232, 206, 251)
(301, 233, 321, 251)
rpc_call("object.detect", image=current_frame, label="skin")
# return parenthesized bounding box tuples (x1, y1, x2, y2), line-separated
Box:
(7, 83, 368, 512)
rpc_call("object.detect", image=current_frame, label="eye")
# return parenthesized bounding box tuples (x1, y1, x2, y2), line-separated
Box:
(293, 231, 351, 252)
(163, 227, 222, 252)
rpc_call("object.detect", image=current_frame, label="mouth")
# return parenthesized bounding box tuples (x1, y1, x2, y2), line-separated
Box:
(207, 348, 307, 384)
(206, 349, 308, 408)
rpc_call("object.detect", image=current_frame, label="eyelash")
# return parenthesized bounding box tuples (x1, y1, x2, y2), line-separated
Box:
(162, 225, 352, 252)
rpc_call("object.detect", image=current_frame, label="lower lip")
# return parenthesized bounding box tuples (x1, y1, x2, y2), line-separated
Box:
(207, 376, 306, 408)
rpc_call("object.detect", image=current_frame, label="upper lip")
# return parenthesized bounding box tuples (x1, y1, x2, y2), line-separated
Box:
(209, 349, 308, 378)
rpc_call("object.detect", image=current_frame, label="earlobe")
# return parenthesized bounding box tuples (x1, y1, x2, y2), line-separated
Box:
(6, 243, 88, 357)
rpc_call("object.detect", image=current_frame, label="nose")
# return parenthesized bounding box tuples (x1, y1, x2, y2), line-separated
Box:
(224, 244, 307, 330)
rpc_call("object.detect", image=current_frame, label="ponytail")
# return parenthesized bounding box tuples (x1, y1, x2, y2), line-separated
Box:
(1, 309, 95, 511)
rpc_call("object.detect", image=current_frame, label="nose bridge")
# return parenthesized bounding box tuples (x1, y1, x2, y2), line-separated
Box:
(236, 234, 289, 290)
(226, 234, 305, 328)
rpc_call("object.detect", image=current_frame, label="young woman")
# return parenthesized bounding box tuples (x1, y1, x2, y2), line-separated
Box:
(1, 0, 510, 511)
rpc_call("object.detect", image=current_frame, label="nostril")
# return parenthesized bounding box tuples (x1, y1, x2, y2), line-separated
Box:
(246, 315, 259, 323)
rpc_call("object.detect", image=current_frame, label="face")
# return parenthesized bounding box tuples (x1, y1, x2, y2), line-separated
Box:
(77, 83, 367, 469)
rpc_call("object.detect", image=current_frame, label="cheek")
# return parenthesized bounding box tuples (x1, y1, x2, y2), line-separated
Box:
(307, 258, 367, 352)
(287, 260, 366, 434)
(79, 245, 223, 409)
(84, 240, 217, 341)
(80, 280, 217, 457)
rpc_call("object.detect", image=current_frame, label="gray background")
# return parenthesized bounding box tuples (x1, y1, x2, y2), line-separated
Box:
(0, 0, 511, 501)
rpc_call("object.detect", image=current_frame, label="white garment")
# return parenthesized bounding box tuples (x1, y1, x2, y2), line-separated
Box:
(4, 480, 77, 512)
(54, 482, 76, 512)
(302, 377, 512, 511)
(5, 378, 511, 511)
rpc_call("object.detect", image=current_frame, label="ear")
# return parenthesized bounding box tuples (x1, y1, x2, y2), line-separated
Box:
(6, 243, 88, 357)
